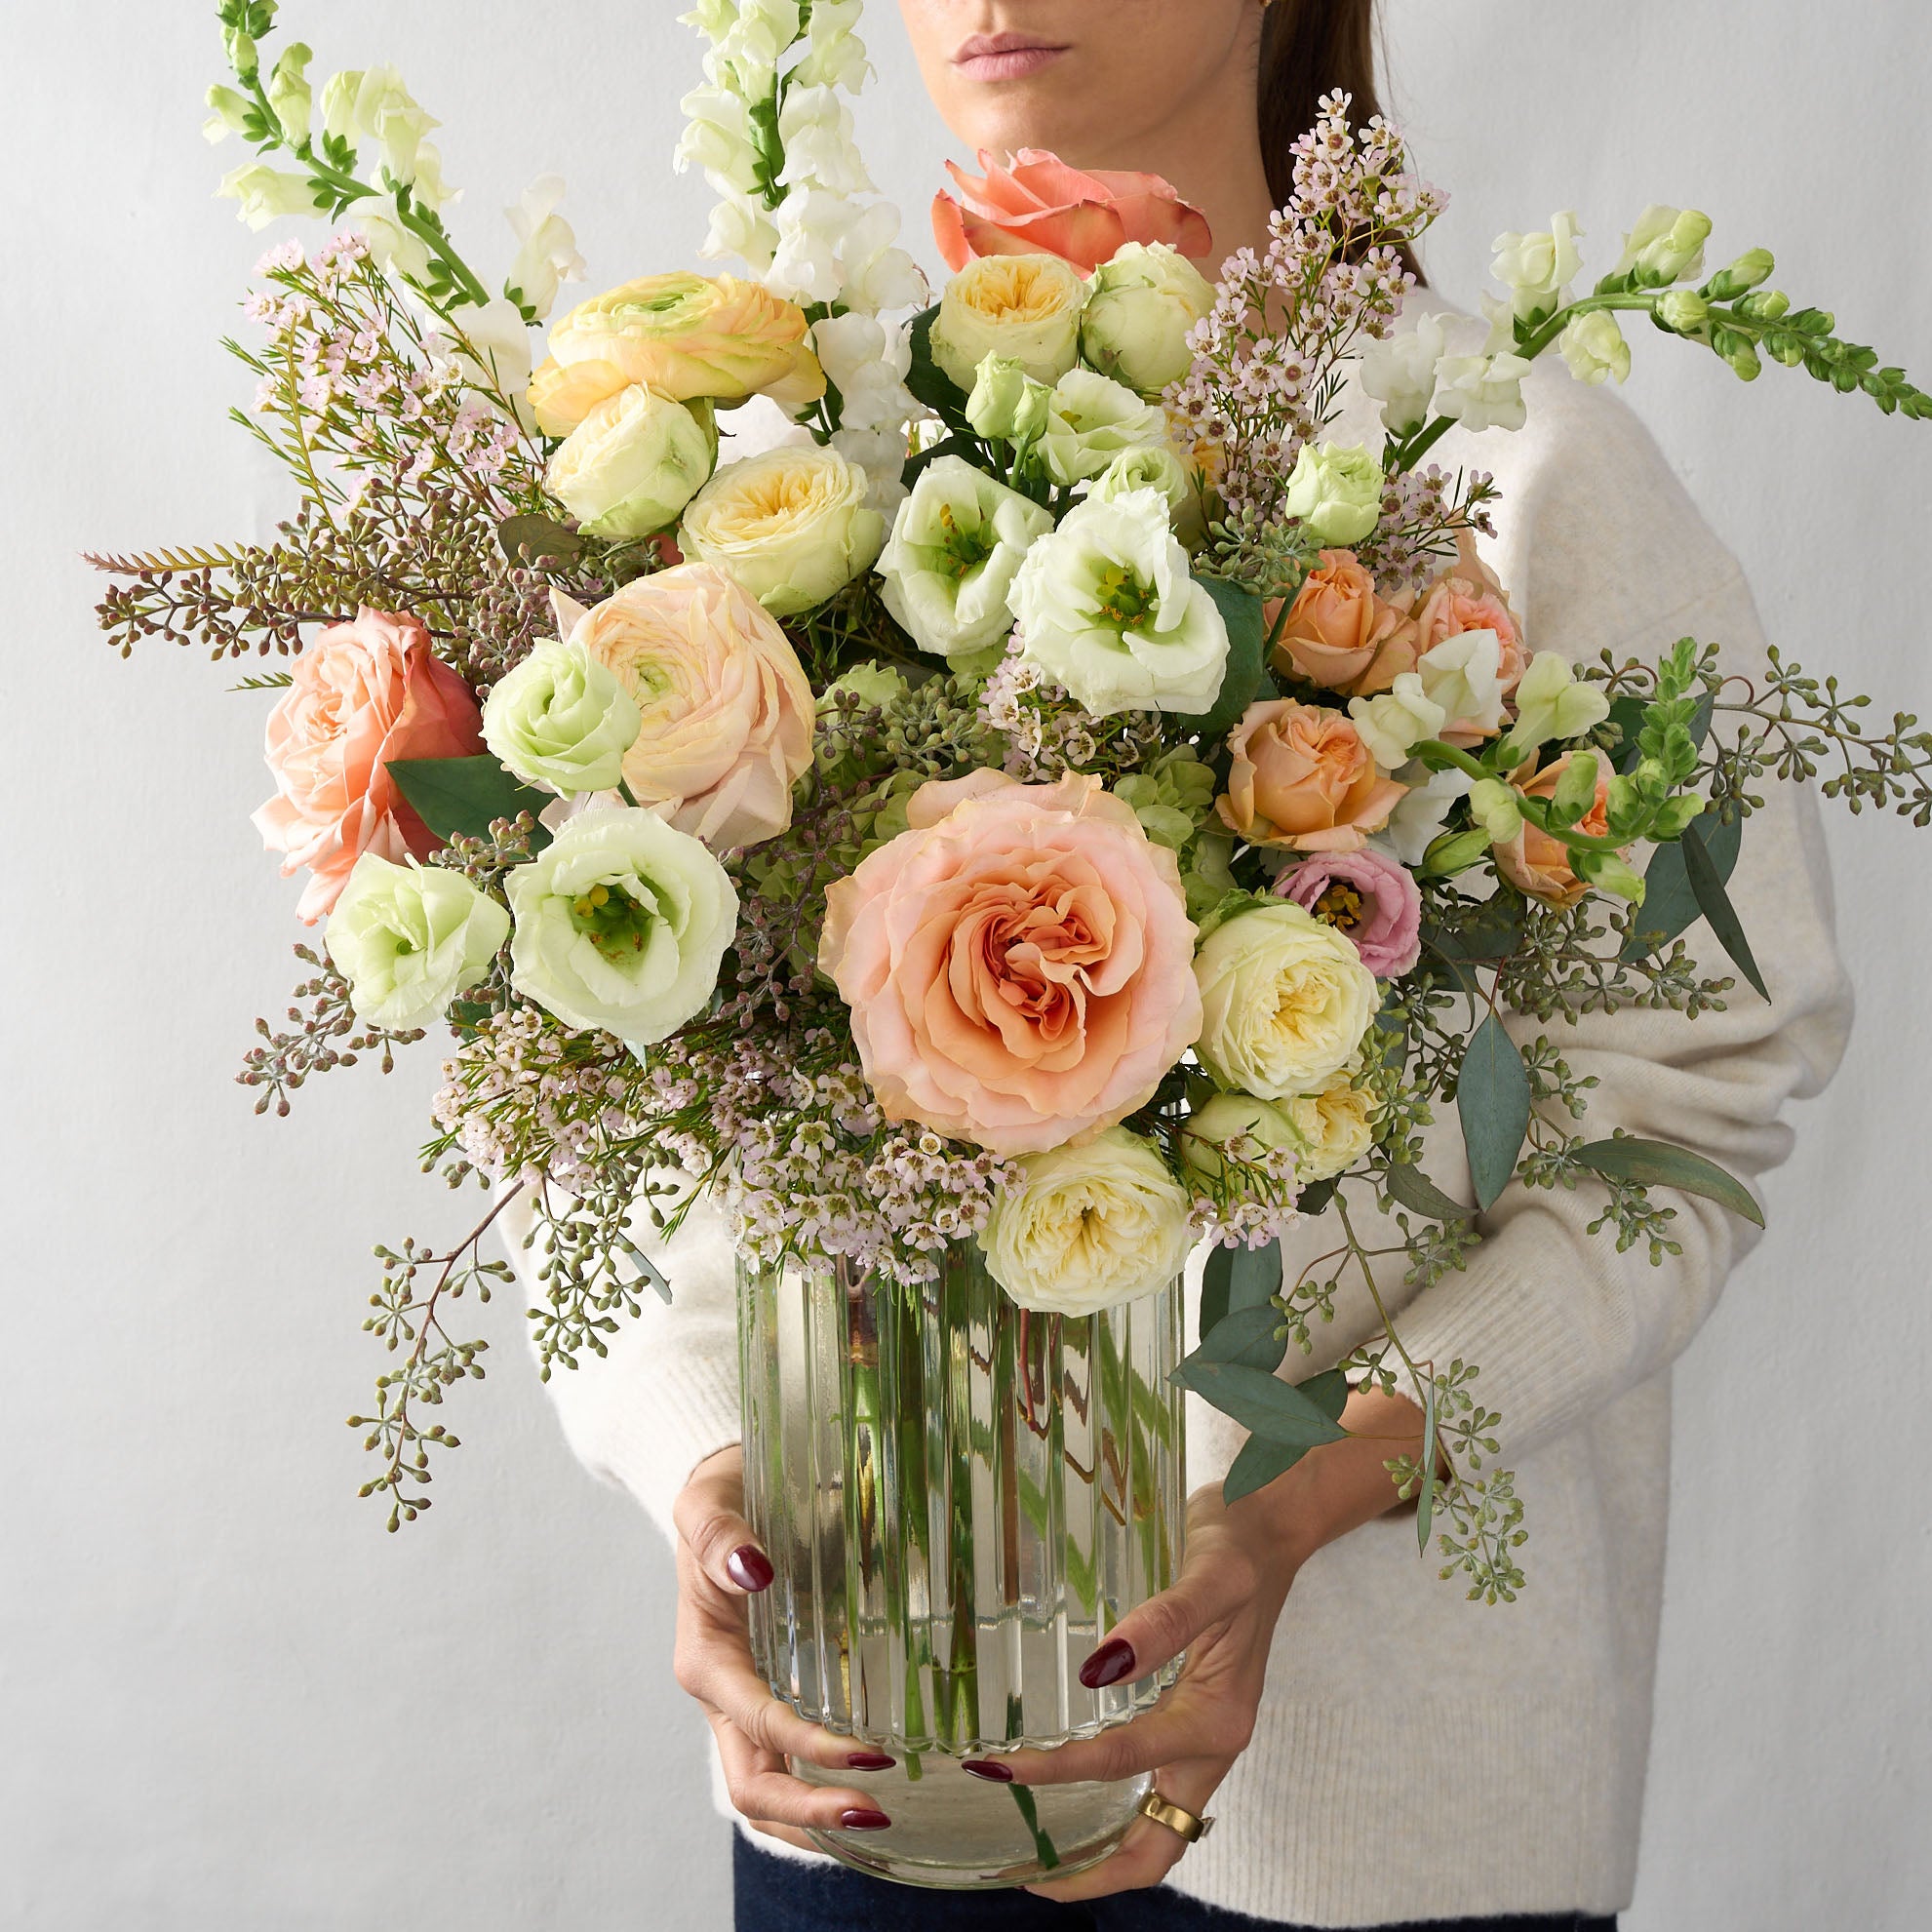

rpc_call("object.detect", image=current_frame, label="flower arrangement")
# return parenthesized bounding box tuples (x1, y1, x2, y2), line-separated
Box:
(97, 0, 1932, 1603)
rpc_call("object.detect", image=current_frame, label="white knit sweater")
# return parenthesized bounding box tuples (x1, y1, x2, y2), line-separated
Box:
(504, 305, 1854, 1926)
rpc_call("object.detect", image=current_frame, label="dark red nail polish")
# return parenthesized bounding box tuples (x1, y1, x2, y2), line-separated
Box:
(1079, 1636, 1137, 1689)
(847, 1752, 896, 1770)
(725, 1545, 773, 1593)
(962, 1758, 1014, 1783)
(840, 1808, 892, 1831)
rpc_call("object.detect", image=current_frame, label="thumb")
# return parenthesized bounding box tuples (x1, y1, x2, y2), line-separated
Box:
(1075, 1539, 1257, 1688)
(672, 1455, 774, 1596)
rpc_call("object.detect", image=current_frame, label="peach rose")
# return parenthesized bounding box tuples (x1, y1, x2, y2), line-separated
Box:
(1272, 550, 1417, 693)
(1410, 531, 1528, 702)
(560, 565, 814, 850)
(1493, 752, 1614, 910)
(254, 609, 483, 924)
(932, 148, 1212, 276)
(818, 769, 1203, 1155)
(1216, 699, 1408, 853)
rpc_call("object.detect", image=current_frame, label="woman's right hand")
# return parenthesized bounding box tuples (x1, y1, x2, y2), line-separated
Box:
(671, 1445, 897, 1847)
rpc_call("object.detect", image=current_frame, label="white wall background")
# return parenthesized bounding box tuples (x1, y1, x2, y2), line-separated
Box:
(5, 2, 1927, 1926)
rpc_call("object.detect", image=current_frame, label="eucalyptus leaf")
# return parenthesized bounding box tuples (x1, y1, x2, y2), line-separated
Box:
(1384, 1163, 1473, 1224)
(1173, 576, 1268, 742)
(1182, 1302, 1289, 1373)
(497, 513, 584, 570)
(1682, 816, 1769, 999)
(1457, 1012, 1531, 1210)
(387, 755, 554, 850)
(1197, 1237, 1281, 1344)
(1416, 1378, 1439, 1556)
(1621, 809, 1742, 961)
(1223, 1434, 1314, 1505)
(1569, 1136, 1764, 1228)
(1169, 1360, 1349, 1451)
(1295, 1175, 1341, 1215)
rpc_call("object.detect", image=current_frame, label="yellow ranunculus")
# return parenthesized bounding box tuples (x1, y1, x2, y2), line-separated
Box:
(528, 272, 822, 434)
(678, 445, 884, 617)
(928, 254, 1086, 394)
(981, 1126, 1195, 1316)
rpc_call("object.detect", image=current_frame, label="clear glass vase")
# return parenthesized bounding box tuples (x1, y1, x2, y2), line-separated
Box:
(737, 1242, 1187, 1889)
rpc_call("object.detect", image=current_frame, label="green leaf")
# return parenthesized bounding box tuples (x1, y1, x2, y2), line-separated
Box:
(1183, 1302, 1288, 1374)
(387, 755, 553, 849)
(1415, 1378, 1439, 1556)
(1169, 1360, 1350, 1452)
(1197, 1237, 1281, 1344)
(1682, 816, 1768, 999)
(1456, 1012, 1530, 1210)
(902, 430, 987, 489)
(904, 305, 970, 423)
(1173, 577, 1268, 743)
(1569, 1136, 1764, 1229)
(1384, 1162, 1473, 1224)
(1223, 1434, 1312, 1504)
(1295, 1174, 1341, 1215)
(497, 513, 584, 569)
(1621, 809, 1742, 961)
(1424, 892, 1524, 964)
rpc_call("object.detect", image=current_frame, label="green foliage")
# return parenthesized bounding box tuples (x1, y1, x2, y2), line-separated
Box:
(1173, 576, 1268, 741)
(1569, 1135, 1762, 1228)
(387, 753, 554, 849)
(1455, 1014, 1531, 1209)
(1197, 1235, 1282, 1340)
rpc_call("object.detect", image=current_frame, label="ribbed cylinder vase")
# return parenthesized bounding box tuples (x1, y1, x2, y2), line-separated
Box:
(737, 1242, 1187, 1889)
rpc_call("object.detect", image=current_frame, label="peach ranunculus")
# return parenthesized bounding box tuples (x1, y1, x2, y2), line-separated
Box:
(254, 609, 484, 924)
(818, 770, 1203, 1156)
(931, 148, 1212, 276)
(527, 272, 823, 436)
(1216, 699, 1408, 853)
(1411, 531, 1528, 697)
(559, 564, 814, 851)
(1493, 752, 1616, 910)
(1271, 550, 1418, 694)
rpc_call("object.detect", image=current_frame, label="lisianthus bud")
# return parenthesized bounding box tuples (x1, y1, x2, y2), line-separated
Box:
(1281, 441, 1384, 545)
(1079, 242, 1216, 398)
(966, 354, 1051, 444)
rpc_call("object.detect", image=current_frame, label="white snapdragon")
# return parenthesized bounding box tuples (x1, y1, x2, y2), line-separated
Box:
(320, 66, 440, 190)
(777, 85, 874, 195)
(1360, 311, 1445, 436)
(265, 43, 314, 146)
(1348, 672, 1446, 770)
(1380, 764, 1476, 867)
(217, 161, 325, 230)
(1494, 651, 1612, 765)
(349, 192, 433, 284)
(702, 193, 781, 275)
(1434, 351, 1534, 433)
(1613, 205, 1713, 287)
(1417, 630, 1510, 736)
(1559, 310, 1632, 386)
(504, 177, 585, 323)
(677, 83, 763, 199)
(768, 186, 852, 303)
(834, 203, 927, 314)
(437, 296, 536, 421)
(814, 309, 918, 510)
(1490, 212, 1583, 322)
(794, 0, 872, 90)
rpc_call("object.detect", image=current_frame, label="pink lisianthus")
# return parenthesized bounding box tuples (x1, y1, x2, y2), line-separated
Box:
(931, 148, 1212, 276)
(1276, 848, 1423, 978)
(254, 609, 484, 923)
(817, 769, 1203, 1156)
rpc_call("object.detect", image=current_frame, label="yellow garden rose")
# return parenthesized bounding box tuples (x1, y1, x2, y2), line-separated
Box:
(528, 272, 823, 434)
(1278, 1074, 1376, 1183)
(928, 254, 1086, 394)
(678, 445, 885, 616)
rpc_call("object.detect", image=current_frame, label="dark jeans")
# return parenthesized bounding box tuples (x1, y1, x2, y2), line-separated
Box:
(732, 1834, 1618, 1931)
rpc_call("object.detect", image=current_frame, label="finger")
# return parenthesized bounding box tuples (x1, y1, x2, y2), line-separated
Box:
(689, 1632, 897, 1775)
(969, 1677, 1252, 1787)
(708, 1714, 894, 1835)
(1024, 1755, 1230, 1904)
(1072, 1545, 1259, 1689)
(672, 1461, 773, 1597)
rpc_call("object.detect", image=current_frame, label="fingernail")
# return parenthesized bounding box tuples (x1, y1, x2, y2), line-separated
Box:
(839, 1808, 892, 1831)
(962, 1758, 1014, 1783)
(847, 1752, 896, 1770)
(1079, 1636, 1137, 1689)
(725, 1545, 774, 1593)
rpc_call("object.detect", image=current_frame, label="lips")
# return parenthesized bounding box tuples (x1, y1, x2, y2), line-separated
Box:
(953, 33, 1069, 82)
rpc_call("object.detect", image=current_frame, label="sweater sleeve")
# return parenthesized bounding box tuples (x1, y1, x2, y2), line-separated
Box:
(1381, 378, 1855, 1463)
(498, 1181, 743, 1542)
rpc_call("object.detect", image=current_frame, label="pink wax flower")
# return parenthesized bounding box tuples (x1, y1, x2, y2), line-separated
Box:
(1276, 847, 1424, 978)
(931, 149, 1212, 276)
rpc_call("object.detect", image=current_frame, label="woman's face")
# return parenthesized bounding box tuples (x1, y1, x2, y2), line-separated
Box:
(895, 0, 1261, 168)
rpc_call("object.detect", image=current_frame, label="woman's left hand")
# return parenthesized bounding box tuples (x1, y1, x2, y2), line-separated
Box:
(975, 1384, 1430, 1902)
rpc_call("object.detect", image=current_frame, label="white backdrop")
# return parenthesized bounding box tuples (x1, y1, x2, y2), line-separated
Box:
(5, 3, 1928, 1927)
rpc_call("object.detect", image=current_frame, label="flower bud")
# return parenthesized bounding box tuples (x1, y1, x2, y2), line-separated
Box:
(1079, 242, 1215, 398)
(966, 354, 1051, 444)
(1707, 248, 1775, 299)
(1738, 289, 1791, 323)
(1576, 848, 1645, 905)
(1420, 825, 1495, 878)
(267, 42, 314, 146)
(1551, 749, 1602, 826)
(1614, 206, 1712, 288)
(224, 28, 258, 77)
(1658, 288, 1711, 336)
(1281, 440, 1384, 546)
(1468, 777, 1523, 844)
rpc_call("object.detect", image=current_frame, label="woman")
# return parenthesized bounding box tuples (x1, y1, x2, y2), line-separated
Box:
(532, 2, 1851, 1925)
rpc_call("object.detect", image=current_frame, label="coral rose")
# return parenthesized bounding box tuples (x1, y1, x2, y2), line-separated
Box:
(255, 608, 483, 924)
(931, 148, 1212, 276)
(818, 769, 1203, 1156)
(1216, 699, 1407, 853)
(1493, 752, 1615, 910)
(1409, 530, 1527, 699)
(560, 565, 815, 850)
(1272, 550, 1417, 693)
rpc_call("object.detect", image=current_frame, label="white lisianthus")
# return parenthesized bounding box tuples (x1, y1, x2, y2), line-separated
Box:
(506, 807, 738, 1045)
(1038, 370, 1170, 488)
(326, 855, 510, 1032)
(1348, 671, 1447, 770)
(348, 192, 433, 283)
(1009, 488, 1230, 717)
(1613, 205, 1713, 287)
(483, 640, 644, 796)
(545, 386, 718, 541)
(1193, 901, 1380, 1102)
(1089, 442, 1192, 514)
(1559, 310, 1632, 387)
(1380, 764, 1476, 867)
(1490, 212, 1584, 322)
(981, 1127, 1196, 1316)
(878, 456, 1054, 660)
(1434, 352, 1534, 433)
(504, 177, 586, 323)
(217, 161, 327, 230)
(1360, 312, 1446, 436)
(1494, 651, 1613, 765)
(1080, 242, 1216, 398)
(778, 84, 873, 195)
(1417, 630, 1510, 737)
(1281, 440, 1385, 545)
(929, 254, 1086, 392)
(679, 443, 885, 615)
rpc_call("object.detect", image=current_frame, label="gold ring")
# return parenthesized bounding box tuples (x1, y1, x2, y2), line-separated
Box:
(1136, 1787, 1214, 1843)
